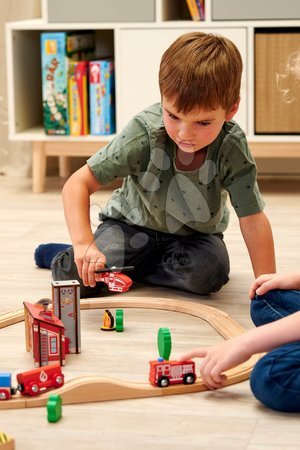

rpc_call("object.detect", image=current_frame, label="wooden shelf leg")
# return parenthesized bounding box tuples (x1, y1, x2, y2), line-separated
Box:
(59, 155, 71, 179)
(32, 141, 46, 194)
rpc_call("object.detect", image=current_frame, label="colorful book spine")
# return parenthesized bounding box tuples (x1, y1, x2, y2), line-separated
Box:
(66, 32, 95, 56)
(68, 61, 89, 135)
(89, 60, 116, 135)
(41, 32, 69, 135)
(195, 0, 205, 20)
(186, 0, 201, 20)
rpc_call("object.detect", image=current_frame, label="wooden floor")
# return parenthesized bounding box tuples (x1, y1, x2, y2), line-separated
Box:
(1, 174, 300, 450)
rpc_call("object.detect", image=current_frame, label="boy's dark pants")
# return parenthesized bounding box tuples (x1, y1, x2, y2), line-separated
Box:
(52, 218, 230, 297)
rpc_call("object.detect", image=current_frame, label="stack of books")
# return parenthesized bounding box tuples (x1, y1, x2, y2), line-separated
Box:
(40, 31, 115, 136)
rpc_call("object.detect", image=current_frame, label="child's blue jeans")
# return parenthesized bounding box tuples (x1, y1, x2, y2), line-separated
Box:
(51, 218, 230, 297)
(250, 290, 300, 412)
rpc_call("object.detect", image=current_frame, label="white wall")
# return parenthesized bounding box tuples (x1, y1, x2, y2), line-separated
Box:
(1, 0, 40, 176)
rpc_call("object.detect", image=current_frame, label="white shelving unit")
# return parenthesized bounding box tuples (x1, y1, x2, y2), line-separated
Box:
(5, 0, 300, 192)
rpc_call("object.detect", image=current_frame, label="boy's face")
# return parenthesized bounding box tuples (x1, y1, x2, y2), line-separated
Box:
(162, 97, 239, 153)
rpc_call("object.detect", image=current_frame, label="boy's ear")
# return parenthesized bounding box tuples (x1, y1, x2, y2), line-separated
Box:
(225, 98, 240, 121)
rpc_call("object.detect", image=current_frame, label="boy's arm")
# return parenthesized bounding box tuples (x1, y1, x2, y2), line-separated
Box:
(62, 164, 106, 288)
(239, 211, 276, 277)
(179, 311, 300, 389)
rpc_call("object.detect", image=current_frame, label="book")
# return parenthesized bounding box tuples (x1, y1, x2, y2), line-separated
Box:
(89, 60, 116, 135)
(41, 32, 69, 135)
(68, 61, 89, 136)
(195, 0, 205, 21)
(185, 0, 201, 21)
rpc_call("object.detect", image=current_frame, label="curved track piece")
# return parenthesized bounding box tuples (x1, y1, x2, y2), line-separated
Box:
(0, 296, 261, 409)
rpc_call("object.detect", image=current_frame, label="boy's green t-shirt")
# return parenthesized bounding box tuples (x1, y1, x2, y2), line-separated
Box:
(87, 103, 264, 236)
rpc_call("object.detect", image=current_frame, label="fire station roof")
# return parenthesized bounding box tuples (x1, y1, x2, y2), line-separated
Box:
(23, 301, 65, 328)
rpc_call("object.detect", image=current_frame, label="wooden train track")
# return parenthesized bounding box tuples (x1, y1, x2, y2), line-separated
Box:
(0, 296, 261, 409)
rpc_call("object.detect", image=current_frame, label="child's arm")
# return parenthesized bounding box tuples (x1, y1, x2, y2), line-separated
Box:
(62, 164, 106, 288)
(249, 272, 300, 298)
(239, 211, 276, 277)
(179, 311, 300, 389)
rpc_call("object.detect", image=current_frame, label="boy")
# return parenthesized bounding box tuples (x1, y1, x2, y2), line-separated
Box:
(36, 32, 275, 297)
(180, 272, 300, 413)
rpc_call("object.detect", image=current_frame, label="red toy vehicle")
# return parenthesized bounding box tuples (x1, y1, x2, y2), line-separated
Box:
(0, 373, 17, 400)
(149, 358, 196, 387)
(97, 271, 133, 293)
(95, 266, 133, 293)
(16, 362, 64, 396)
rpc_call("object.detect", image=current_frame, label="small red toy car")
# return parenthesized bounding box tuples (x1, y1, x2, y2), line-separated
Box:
(16, 362, 64, 396)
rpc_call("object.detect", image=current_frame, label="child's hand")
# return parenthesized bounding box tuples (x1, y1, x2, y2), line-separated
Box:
(249, 273, 277, 298)
(249, 272, 300, 299)
(179, 337, 250, 390)
(74, 242, 106, 287)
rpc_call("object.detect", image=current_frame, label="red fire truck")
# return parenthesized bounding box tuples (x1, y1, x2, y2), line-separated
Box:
(149, 358, 197, 387)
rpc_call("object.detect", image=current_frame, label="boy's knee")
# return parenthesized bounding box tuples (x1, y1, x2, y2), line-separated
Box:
(193, 258, 229, 294)
(177, 253, 229, 295)
(51, 247, 78, 281)
(192, 242, 229, 294)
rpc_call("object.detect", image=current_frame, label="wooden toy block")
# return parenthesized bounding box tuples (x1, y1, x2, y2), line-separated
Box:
(47, 394, 62, 422)
(0, 432, 15, 449)
(101, 309, 115, 331)
(52, 280, 81, 354)
(157, 327, 172, 360)
(115, 309, 124, 332)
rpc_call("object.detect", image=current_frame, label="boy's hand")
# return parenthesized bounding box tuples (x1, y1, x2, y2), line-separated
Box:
(179, 337, 250, 390)
(249, 272, 300, 299)
(74, 243, 106, 287)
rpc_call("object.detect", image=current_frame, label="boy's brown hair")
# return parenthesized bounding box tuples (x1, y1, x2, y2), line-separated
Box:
(159, 32, 243, 114)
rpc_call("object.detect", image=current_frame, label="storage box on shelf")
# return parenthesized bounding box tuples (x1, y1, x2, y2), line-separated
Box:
(211, 0, 300, 21)
(5, 0, 300, 192)
(255, 28, 300, 134)
(44, 0, 156, 23)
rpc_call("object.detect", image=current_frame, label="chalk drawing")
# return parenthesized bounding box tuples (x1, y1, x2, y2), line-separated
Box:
(276, 50, 300, 104)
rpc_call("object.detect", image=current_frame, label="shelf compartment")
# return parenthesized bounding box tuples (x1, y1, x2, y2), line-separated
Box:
(255, 28, 300, 134)
(7, 28, 115, 140)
